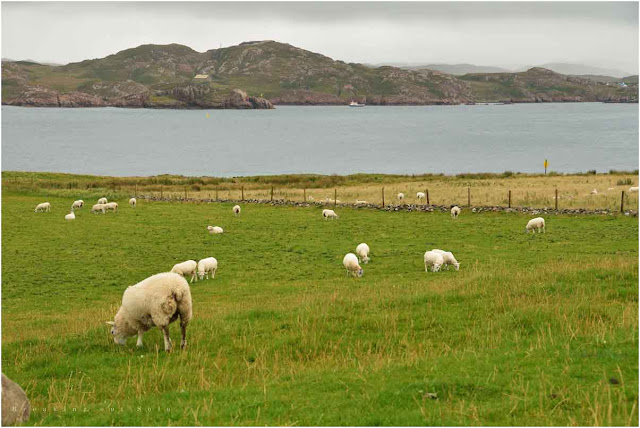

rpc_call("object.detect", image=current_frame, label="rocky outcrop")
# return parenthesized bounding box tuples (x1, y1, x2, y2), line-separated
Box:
(1, 373, 30, 426)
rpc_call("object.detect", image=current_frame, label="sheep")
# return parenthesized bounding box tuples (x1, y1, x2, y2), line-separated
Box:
(64, 210, 75, 221)
(629, 187, 639, 193)
(106, 272, 192, 353)
(356, 243, 370, 264)
(451, 206, 461, 219)
(322, 209, 338, 220)
(355, 200, 368, 205)
(1, 373, 30, 425)
(71, 200, 84, 210)
(343, 253, 363, 277)
(129, 198, 136, 208)
(197, 257, 218, 280)
(104, 202, 118, 213)
(424, 251, 444, 272)
(416, 192, 425, 200)
(431, 249, 460, 271)
(171, 260, 198, 283)
(91, 203, 106, 214)
(233, 205, 241, 216)
(526, 217, 546, 233)
(590, 189, 598, 195)
(97, 197, 108, 205)
(397, 193, 405, 200)
(207, 226, 223, 234)
(34, 202, 51, 213)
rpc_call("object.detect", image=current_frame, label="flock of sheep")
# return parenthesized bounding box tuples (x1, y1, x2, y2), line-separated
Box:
(34, 196, 548, 352)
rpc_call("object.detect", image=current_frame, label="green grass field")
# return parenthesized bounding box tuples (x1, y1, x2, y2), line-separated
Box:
(2, 191, 638, 426)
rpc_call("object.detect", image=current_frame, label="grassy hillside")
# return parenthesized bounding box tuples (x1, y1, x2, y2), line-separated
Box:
(1, 188, 638, 425)
(2, 41, 636, 107)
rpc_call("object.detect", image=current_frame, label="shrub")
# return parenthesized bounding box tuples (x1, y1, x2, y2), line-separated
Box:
(617, 178, 633, 186)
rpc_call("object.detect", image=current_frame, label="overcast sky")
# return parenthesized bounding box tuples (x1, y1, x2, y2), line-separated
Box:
(2, 1, 638, 74)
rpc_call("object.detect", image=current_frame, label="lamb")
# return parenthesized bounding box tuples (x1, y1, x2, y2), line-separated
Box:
(397, 193, 405, 200)
(106, 272, 192, 353)
(91, 203, 106, 214)
(629, 187, 639, 193)
(343, 253, 363, 277)
(97, 197, 108, 205)
(171, 260, 198, 283)
(356, 243, 370, 264)
(197, 257, 218, 280)
(1, 373, 30, 426)
(526, 217, 546, 233)
(207, 226, 223, 234)
(322, 209, 338, 220)
(424, 251, 444, 272)
(34, 202, 51, 213)
(104, 202, 118, 213)
(431, 249, 460, 271)
(451, 206, 461, 219)
(71, 200, 84, 210)
(233, 205, 241, 216)
(64, 210, 75, 221)
(416, 192, 425, 200)
(129, 198, 136, 208)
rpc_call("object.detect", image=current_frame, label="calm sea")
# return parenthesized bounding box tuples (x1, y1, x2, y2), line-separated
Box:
(1, 103, 637, 177)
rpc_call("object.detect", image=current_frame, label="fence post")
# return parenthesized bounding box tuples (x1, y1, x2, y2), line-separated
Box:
(216, 189, 219, 201)
(160, 185, 163, 199)
(303, 188, 306, 202)
(185, 186, 187, 200)
(334, 189, 337, 207)
(621, 191, 625, 213)
(467, 187, 471, 207)
(271, 187, 274, 202)
(382, 187, 385, 208)
(135, 184, 138, 198)
(508, 190, 511, 208)
(555, 188, 558, 210)
(426, 189, 430, 205)
(241, 186, 244, 201)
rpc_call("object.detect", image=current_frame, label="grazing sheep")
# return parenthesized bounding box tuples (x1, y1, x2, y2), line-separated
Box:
(526, 217, 546, 233)
(97, 197, 108, 205)
(64, 211, 75, 221)
(71, 200, 84, 210)
(34, 202, 51, 213)
(424, 251, 444, 272)
(104, 202, 118, 213)
(356, 243, 370, 264)
(629, 187, 639, 193)
(207, 226, 224, 234)
(106, 272, 192, 353)
(129, 198, 136, 208)
(91, 203, 106, 214)
(451, 206, 461, 219)
(355, 200, 368, 205)
(343, 253, 363, 277)
(397, 193, 405, 200)
(1, 373, 30, 426)
(431, 249, 460, 271)
(607, 187, 615, 191)
(197, 257, 218, 280)
(233, 205, 241, 216)
(590, 189, 598, 195)
(171, 260, 198, 283)
(322, 209, 338, 220)
(308, 195, 314, 201)
(416, 192, 425, 200)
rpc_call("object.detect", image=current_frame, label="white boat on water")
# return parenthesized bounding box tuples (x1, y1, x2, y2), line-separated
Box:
(349, 101, 365, 107)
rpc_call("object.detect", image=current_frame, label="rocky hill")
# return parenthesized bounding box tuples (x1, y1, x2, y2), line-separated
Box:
(2, 41, 636, 108)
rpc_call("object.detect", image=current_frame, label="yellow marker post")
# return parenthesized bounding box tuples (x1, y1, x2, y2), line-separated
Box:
(544, 159, 548, 175)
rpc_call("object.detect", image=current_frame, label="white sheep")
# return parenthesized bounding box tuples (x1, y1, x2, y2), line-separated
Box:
(355, 200, 369, 205)
(129, 198, 136, 208)
(431, 249, 460, 271)
(106, 272, 192, 353)
(91, 203, 106, 214)
(104, 202, 119, 213)
(1, 373, 30, 425)
(71, 200, 84, 210)
(343, 253, 363, 277)
(356, 243, 370, 264)
(197, 257, 218, 280)
(207, 225, 223, 234)
(97, 197, 108, 205)
(64, 210, 75, 221)
(590, 189, 598, 195)
(629, 187, 639, 193)
(397, 193, 405, 200)
(416, 192, 425, 200)
(34, 202, 51, 213)
(322, 209, 338, 220)
(424, 251, 444, 272)
(233, 205, 241, 216)
(171, 260, 198, 283)
(526, 217, 546, 233)
(451, 206, 461, 219)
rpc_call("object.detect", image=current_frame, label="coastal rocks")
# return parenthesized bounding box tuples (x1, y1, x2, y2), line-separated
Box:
(1, 373, 30, 426)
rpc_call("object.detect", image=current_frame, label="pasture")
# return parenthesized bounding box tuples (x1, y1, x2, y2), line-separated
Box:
(1, 191, 638, 426)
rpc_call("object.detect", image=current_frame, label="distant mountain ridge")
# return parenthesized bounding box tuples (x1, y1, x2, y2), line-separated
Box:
(2, 41, 637, 108)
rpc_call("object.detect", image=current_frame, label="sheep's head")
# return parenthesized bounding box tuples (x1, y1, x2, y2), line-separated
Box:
(356, 268, 363, 277)
(453, 262, 460, 271)
(105, 318, 131, 346)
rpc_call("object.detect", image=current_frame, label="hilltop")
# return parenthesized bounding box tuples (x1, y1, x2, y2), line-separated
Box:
(2, 41, 637, 108)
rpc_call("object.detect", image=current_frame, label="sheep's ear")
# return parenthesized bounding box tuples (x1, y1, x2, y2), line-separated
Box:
(105, 321, 115, 326)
